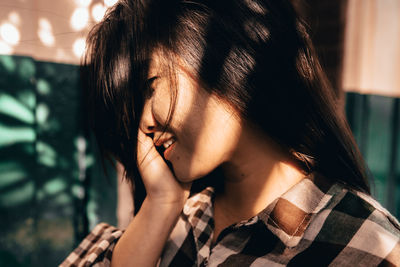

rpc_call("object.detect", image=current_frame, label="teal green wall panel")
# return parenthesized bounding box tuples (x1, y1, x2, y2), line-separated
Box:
(346, 93, 400, 218)
(0, 55, 117, 267)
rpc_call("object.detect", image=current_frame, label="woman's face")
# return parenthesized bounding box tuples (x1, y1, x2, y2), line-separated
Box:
(139, 52, 243, 182)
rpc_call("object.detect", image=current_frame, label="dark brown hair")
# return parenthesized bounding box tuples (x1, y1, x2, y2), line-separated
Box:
(83, 0, 370, 212)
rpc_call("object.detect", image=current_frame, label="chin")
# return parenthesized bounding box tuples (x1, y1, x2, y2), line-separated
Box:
(172, 165, 212, 183)
(174, 172, 202, 183)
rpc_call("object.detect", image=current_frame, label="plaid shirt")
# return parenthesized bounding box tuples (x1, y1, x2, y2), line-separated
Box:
(60, 173, 400, 266)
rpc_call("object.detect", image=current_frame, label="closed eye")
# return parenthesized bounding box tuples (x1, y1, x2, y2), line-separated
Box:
(144, 76, 158, 98)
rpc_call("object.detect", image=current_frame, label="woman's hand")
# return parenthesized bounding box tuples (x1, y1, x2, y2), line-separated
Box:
(111, 130, 191, 267)
(137, 129, 191, 207)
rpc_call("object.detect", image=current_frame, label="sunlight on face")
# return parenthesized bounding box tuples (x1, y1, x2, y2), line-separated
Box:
(140, 52, 243, 182)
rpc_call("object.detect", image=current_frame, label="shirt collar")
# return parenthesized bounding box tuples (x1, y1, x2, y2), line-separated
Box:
(258, 172, 337, 247)
(182, 172, 337, 248)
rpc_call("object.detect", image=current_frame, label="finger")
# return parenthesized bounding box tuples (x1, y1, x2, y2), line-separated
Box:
(137, 129, 169, 178)
(137, 130, 159, 163)
(137, 130, 154, 156)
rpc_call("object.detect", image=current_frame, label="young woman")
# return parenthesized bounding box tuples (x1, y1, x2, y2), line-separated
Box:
(61, 0, 400, 266)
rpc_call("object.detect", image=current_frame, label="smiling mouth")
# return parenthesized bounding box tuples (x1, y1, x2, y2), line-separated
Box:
(155, 137, 176, 158)
(163, 138, 175, 149)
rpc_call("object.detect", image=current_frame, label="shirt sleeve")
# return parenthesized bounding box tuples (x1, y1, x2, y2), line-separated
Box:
(59, 223, 124, 267)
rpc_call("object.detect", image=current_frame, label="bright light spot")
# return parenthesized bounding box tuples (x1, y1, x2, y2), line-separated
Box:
(72, 185, 85, 199)
(9, 12, 21, 26)
(36, 103, 50, 124)
(36, 141, 57, 167)
(37, 79, 51, 95)
(0, 93, 35, 124)
(73, 38, 86, 58)
(0, 23, 20, 45)
(104, 0, 118, 7)
(39, 18, 52, 32)
(92, 3, 106, 22)
(43, 177, 67, 195)
(0, 40, 13, 54)
(70, 8, 89, 30)
(75, 0, 92, 7)
(0, 125, 35, 147)
(38, 18, 55, 46)
(76, 136, 86, 151)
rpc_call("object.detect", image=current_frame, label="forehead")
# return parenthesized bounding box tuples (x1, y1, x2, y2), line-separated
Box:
(148, 51, 162, 77)
(147, 50, 173, 78)
(147, 50, 194, 80)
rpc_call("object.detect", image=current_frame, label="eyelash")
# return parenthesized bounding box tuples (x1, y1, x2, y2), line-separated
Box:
(144, 77, 158, 98)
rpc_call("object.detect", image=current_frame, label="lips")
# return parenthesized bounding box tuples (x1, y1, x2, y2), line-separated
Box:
(162, 138, 175, 149)
(154, 136, 176, 160)
(163, 139, 175, 160)
(154, 136, 176, 147)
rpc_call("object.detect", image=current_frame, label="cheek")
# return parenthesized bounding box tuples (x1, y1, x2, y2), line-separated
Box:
(171, 110, 241, 181)
(151, 91, 172, 124)
(167, 130, 217, 181)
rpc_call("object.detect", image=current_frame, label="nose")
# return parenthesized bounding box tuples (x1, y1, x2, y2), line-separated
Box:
(139, 99, 157, 134)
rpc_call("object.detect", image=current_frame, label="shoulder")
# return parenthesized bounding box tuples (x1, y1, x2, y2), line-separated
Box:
(60, 223, 124, 267)
(303, 184, 400, 266)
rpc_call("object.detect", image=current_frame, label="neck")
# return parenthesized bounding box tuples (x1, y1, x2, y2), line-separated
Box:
(217, 123, 305, 222)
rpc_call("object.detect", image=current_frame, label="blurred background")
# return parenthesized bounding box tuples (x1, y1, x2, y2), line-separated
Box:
(0, 0, 399, 266)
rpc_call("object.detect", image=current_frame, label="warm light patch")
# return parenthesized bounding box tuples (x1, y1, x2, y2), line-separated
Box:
(38, 18, 55, 46)
(104, 0, 118, 7)
(92, 3, 106, 22)
(9, 12, 21, 26)
(36, 103, 50, 124)
(0, 40, 13, 54)
(75, 0, 92, 7)
(55, 48, 68, 61)
(73, 38, 86, 58)
(0, 23, 20, 45)
(70, 8, 89, 30)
